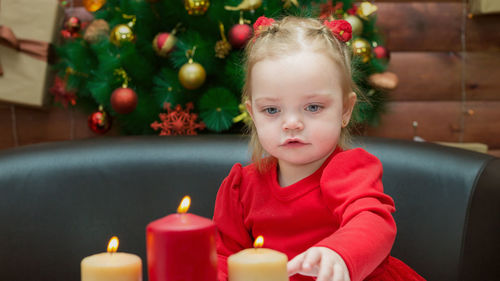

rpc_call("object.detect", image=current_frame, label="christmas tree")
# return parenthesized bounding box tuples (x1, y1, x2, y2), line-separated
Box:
(54, 0, 394, 135)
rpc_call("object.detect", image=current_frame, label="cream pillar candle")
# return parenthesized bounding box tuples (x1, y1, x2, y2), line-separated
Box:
(81, 236, 142, 281)
(228, 236, 288, 281)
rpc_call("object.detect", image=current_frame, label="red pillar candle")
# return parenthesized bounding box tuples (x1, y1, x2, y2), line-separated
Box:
(146, 196, 217, 281)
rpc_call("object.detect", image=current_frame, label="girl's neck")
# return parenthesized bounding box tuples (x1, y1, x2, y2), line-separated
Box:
(277, 152, 333, 187)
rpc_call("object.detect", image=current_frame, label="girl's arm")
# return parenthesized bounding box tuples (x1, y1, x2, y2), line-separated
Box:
(316, 148, 397, 281)
(213, 163, 253, 281)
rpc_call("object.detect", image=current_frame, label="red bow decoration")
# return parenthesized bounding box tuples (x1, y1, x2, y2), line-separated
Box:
(0, 26, 50, 76)
(323, 20, 352, 42)
(253, 16, 275, 37)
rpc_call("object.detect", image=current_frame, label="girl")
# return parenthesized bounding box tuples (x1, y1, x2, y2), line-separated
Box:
(213, 16, 425, 281)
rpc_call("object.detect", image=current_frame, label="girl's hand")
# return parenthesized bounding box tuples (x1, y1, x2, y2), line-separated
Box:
(287, 247, 351, 281)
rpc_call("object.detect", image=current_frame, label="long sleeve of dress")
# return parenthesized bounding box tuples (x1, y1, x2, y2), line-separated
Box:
(315, 148, 397, 281)
(213, 163, 253, 281)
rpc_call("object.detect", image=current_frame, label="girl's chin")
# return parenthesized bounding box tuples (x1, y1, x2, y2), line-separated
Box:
(278, 156, 326, 167)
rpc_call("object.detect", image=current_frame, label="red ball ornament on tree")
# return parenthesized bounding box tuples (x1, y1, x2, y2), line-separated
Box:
(65, 16, 81, 33)
(153, 32, 178, 57)
(373, 45, 390, 59)
(88, 106, 111, 134)
(228, 23, 252, 49)
(110, 87, 138, 114)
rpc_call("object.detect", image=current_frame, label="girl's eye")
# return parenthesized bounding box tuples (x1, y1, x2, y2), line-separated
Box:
(264, 107, 280, 115)
(306, 104, 322, 112)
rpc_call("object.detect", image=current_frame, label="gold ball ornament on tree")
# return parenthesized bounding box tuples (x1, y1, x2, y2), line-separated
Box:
(179, 47, 206, 90)
(84, 19, 110, 43)
(110, 24, 135, 46)
(344, 15, 363, 36)
(179, 59, 206, 90)
(110, 87, 138, 114)
(351, 38, 372, 63)
(184, 0, 210, 16)
(83, 0, 106, 12)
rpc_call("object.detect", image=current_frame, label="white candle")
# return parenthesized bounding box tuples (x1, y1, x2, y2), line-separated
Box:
(81, 236, 142, 281)
(228, 236, 288, 281)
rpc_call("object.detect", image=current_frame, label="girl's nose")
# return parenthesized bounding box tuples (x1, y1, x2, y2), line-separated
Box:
(282, 114, 304, 131)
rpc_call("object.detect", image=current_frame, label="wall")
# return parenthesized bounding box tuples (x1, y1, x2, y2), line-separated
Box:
(1, 0, 499, 156)
(365, 0, 500, 157)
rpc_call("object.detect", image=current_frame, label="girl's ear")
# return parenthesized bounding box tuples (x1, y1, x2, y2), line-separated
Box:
(245, 100, 254, 120)
(342, 92, 357, 123)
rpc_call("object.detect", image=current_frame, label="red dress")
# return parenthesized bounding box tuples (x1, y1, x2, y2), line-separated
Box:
(213, 147, 425, 281)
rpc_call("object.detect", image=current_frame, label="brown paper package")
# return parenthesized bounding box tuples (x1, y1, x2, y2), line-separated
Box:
(0, 0, 64, 107)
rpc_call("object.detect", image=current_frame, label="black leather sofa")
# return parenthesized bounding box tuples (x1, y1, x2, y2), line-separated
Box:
(0, 136, 498, 281)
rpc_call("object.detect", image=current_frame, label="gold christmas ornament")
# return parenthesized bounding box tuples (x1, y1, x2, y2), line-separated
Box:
(351, 38, 372, 63)
(179, 62, 206, 90)
(110, 14, 136, 46)
(184, 0, 210, 16)
(110, 24, 135, 45)
(179, 47, 206, 90)
(215, 22, 231, 59)
(282, 0, 299, 9)
(83, 0, 106, 12)
(84, 19, 110, 43)
(225, 0, 262, 11)
(344, 15, 363, 36)
(357, 1, 378, 20)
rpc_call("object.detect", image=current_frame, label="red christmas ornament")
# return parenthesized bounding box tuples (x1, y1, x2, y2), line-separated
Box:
(373, 45, 390, 59)
(347, 5, 358, 15)
(61, 16, 82, 39)
(88, 106, 112, 134)
(228, 23, 252, 49)
(153, 32, 177, 57)
(66, 16, 81, 33)
(110, 87, 138, 114)
(151, 102, 205, 135)
(49, 76, 77, 107)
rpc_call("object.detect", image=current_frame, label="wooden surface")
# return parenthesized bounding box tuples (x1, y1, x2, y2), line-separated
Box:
(1, 0, 499, 157)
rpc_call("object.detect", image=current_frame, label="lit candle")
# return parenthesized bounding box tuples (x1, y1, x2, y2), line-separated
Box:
(146, 195, 217, 281)
(81, 236, 142, 281)
(228, 236, 289, 281)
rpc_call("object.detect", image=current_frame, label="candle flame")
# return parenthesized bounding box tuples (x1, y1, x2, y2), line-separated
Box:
(177, 195, 191, 213)
(254, 235, 264, 248)
(107, 236, 119, 253)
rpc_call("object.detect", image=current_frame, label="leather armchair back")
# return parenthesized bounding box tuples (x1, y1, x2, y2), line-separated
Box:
(0, 136, 498, 281)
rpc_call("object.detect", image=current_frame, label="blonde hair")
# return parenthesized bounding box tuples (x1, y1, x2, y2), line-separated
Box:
(242, 16, 359, 172)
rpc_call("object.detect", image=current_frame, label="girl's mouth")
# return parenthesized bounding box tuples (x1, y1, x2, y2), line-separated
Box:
(282, 139, 307, 147)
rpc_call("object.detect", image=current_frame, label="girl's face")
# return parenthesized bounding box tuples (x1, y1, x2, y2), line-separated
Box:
(247, 50, 356, 170)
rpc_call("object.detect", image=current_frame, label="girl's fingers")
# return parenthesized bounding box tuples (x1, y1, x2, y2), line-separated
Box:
(302, 249, 321, 272)
(287, 252, 305, 276)
(332, 263, 344, 281)
(344, 270, 351, 281)
(316, 255, 333, 281)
